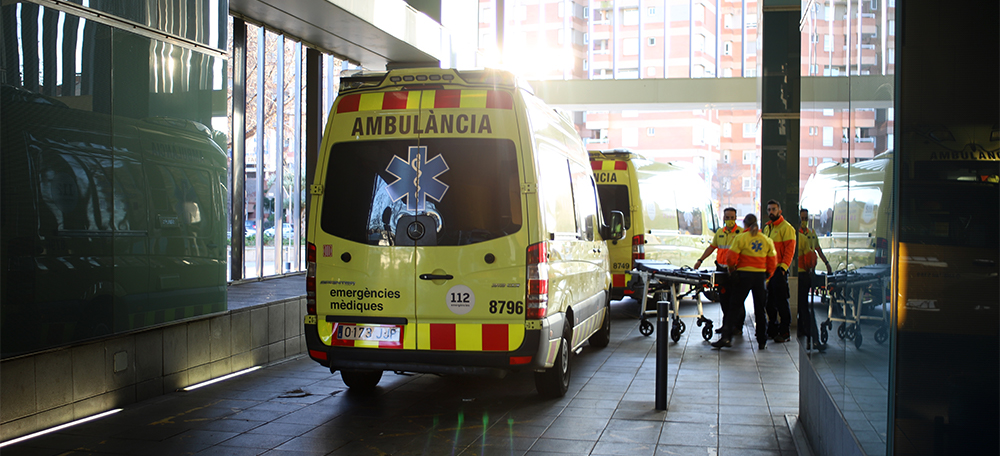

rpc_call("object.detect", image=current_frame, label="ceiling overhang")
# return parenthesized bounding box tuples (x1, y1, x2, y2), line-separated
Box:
(229, 0, 447, 70)
(527, 76, 894, 112)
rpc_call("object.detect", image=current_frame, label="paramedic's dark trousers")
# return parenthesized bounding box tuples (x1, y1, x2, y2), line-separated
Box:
(797, 271, 822, 343)
(716, 266, 731, 334)
(765, 268, 792, 337)
(727, 271, 766, 343)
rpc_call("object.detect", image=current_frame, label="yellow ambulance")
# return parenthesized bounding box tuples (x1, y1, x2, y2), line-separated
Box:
(304, 68, 624, 397)
(588, 150, 718, 299)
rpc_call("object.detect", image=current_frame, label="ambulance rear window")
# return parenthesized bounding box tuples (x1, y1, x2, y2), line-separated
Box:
(321, 138, 522, 246)
(595, 184, 631, 230)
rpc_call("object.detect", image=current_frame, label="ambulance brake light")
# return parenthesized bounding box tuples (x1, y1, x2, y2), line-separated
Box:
(875, 237, 889, 264)
(526, 242, 548, 320)
(632, 235, 646, 261)
(306, 242, 317, 315)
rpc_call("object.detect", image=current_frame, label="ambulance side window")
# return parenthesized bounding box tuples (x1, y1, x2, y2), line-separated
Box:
(676, 203, 703, 235)
(537, 149, 577, 236)
(832, 189, 850, 233)
(570, 163, 598, 241)
(595, 184, 631, 230)
(639, 177, 679, 232)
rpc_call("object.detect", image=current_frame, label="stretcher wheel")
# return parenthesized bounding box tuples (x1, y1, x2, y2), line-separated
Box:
(846, 324, 856, 340)
(820, 325, 829, 344)
(837, 322, 847, 339)
(639, 319, 654, 336)
(670, 321, 681, 342)
(678, 320, 687, 334)
(874, 326, 888, 344)
(702, 323, 714, 341)
(854, 327, 863, 348)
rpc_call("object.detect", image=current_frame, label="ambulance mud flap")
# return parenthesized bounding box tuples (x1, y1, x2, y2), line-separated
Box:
(532, 315, 567, 371)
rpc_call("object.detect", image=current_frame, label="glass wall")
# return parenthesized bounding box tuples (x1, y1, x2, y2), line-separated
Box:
(225, 21, 342, 281)
(1, 1, 228, 358)
(799, 0, 895, 454)
(892, 0, 999, 453)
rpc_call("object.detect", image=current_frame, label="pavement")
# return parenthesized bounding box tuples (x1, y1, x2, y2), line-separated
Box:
(1, 297, 804, 456)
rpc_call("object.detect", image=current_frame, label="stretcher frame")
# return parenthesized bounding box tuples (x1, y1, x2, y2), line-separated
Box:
(632, 260, 723, 342)
(816, 264, 891, 348)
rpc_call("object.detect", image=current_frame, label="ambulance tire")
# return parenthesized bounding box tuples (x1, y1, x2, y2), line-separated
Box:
(341, 369, 383, 393)
(589, 298, 612, 348)
(535, 327, 572, 398)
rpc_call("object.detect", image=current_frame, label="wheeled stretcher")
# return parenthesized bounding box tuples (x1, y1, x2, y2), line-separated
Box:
(631, 260, 724, 342)
(816, 264, 891, 348)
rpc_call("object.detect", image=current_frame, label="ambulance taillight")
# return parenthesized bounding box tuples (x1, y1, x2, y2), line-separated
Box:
(632, 234, 646, 261)
(306, 242, 317, 315)
(526, 242, 548, 320)
(875, 237, 889, 264)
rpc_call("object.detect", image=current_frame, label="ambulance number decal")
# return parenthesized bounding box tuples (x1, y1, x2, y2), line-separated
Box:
(489, 300, 524, 315)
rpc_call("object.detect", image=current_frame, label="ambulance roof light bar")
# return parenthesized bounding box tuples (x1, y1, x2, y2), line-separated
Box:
(341, 68, 524, 92)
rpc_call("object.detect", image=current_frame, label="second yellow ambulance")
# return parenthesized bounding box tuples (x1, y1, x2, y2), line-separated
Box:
(589, 149, 718, 299)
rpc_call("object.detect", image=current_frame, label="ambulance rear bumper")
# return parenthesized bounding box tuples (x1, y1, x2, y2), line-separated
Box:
(305, 324, 549, 375)
(305, 314, 568, 375)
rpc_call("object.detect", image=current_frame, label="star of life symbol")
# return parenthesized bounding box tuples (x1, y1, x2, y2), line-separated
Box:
(751, 240, 763, 252)
(385, 146, 449, 212)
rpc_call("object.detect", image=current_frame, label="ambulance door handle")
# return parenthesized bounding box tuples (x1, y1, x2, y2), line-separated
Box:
(420, 273, 454, 281)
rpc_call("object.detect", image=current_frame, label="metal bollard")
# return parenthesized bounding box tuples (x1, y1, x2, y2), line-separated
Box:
(655, 300, 669, 410)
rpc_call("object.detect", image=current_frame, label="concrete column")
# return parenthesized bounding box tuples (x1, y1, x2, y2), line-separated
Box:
(758, 4, 800, 222)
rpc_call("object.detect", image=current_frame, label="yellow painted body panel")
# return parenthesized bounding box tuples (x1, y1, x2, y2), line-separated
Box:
(307, 69, 611, 374)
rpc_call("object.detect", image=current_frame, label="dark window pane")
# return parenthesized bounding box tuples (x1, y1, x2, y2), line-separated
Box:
(321, 138, 521, 246)
(596, 184, 631, 230)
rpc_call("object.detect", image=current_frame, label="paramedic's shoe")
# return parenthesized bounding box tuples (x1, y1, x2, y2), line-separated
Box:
(711, 338, 732, 348)
(758, 341, 767, 350)
(773, 334, 789, 343)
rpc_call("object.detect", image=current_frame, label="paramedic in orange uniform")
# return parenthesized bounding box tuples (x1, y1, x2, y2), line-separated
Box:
(695, 207, 741, 337)
(797, 208, 832, 349)
(712, 214, 776, 349)
(763, 200, 796, 343)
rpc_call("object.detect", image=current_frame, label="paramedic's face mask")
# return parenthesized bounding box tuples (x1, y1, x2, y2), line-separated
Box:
(800, 212, 809, 229)
(723, 212, 737, 228)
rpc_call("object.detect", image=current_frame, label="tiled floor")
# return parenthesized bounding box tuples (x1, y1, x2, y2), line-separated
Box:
(2, 297, 804, 456)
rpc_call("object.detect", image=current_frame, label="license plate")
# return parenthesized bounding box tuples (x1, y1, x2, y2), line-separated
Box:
(335, 324, 401, 342)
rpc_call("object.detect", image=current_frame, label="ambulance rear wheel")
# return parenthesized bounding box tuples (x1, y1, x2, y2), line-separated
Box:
(341, 369, 383, 393)
(589, 298, 612, 348)
(536, 328, 572, 398)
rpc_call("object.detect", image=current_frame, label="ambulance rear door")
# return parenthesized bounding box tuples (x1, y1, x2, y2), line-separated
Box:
(406, 89, 530, 354)
(592, 159, 634, 284)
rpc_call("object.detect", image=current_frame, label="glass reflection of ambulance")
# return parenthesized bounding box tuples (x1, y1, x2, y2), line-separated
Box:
(588, 150, 718, 299)
(304, 69, 624, 397)
(800, 151, 894, 271)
